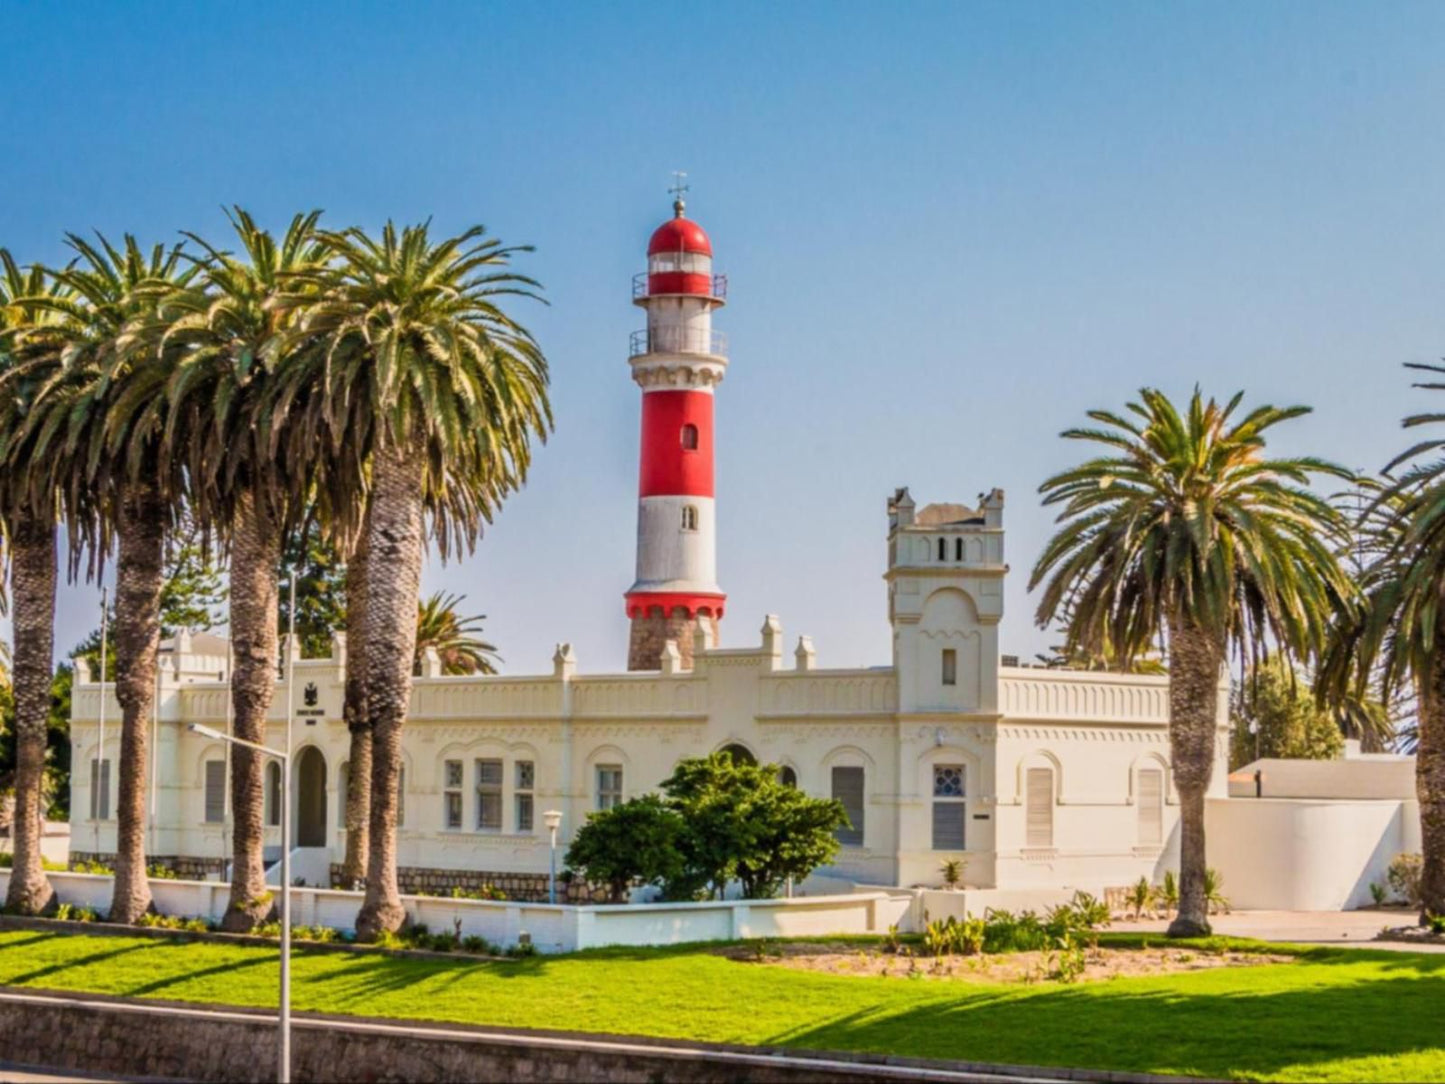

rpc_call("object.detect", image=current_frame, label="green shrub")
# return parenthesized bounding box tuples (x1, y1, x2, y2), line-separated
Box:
(1370, 882, 1388, 906)
(939, 858, 965, 888)
(449, 884, 507, 901)
(506, 941, 539, 959)
(922, 915, 985, 956)
(1426, 913, 1445, 936)
(1388, 854, 1423, 907)
(55, 903, 99, 923)
(1204, 868, 1231, 914)
(1125, 877, 1152, 919)
(146, 865, 181, 880)
(1050, 932, 1087, 983)
(461, 935, 495, 954)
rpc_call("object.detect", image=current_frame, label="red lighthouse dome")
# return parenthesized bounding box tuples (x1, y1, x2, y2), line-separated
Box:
(641, 198, 725, 302)
(648, 214, 713, 257)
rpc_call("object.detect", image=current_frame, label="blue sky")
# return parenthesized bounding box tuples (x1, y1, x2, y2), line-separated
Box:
(4, 1, 1445, 672)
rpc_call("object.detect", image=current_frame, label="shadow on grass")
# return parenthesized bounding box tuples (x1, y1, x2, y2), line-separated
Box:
(123, 952, 275, 998)
(2, 941, 154, 987)
(770, 957, 1445, 1080)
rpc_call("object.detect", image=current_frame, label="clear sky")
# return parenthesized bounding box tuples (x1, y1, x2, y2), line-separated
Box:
(4, 1, 1445, 673)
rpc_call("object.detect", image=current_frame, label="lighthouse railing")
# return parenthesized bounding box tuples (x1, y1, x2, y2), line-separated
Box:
(630, 327, 728, 358)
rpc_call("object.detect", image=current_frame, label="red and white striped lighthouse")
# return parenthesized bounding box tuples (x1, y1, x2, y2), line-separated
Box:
(625, 183, 728, 670)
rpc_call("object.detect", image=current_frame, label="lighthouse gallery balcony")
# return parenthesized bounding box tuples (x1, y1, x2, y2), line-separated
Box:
(630, 326, 728, 359)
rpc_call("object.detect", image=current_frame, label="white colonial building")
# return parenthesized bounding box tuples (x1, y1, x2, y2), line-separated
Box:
(68, 197, 1230, 902)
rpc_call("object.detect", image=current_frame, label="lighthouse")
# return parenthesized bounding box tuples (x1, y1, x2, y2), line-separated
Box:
(625, 182, 728, 670)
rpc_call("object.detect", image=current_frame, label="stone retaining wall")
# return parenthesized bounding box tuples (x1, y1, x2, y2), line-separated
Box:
(0, 990, 1008, 1083)
(334, 863, 611, 904)
(70, 852, 227, 879)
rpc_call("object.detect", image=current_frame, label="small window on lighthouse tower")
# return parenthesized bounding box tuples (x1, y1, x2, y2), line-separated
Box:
(681, 505, 699, 531)
(681, 423, 699, 450)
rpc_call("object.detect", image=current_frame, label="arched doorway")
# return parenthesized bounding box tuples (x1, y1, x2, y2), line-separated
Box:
(719, 743, 756, 766)
(296, 746, 327, 847)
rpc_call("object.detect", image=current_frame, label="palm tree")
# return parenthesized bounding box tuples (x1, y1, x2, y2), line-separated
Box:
(281, 221, 551, 939)
(415, 592, 501, 675)
(0, 250, 68, 915)
(1320, 362, 1445, 920)
(149, 209, 328, 930)
(339, 534, 371, 889)
(1031, 388, 1352, 937)
(16, 234, 196, 923)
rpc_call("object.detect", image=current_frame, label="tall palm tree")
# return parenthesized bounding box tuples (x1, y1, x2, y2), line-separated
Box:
(415, 591, 501, 675)
(149, 208, 328, 929)
(339, 533, 371, 888)
(0, 250, 70, 915)
(1031, 388, 1352, 937)
(281, 221, 551, 938)
(17, 234, 195, 923)
(1320, 363, 1445, 919)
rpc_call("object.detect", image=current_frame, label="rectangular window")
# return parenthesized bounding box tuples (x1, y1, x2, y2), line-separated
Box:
(475, 758, 503, 831)
(931, 764, 966, 851)
(397, 767, 406, 828)
(941, 649, 957, 686)
(1138, 768, 1164, 845)
(1026, 767, 1054, 848)
(832, 766, 865, 846)
(596, 765, 623, 811)
(89, 758, 111, 821)
(444, 759, 463, 829)
(516, 760, 535, 832)
(265, 762, 281, 828)
(203, 760, 226, 824)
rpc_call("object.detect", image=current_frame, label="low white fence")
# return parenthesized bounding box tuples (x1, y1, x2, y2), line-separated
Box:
(0, 870, 897, 955)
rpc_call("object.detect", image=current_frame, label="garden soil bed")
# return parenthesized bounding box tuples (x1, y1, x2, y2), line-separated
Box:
(718, 940, 1293, 984)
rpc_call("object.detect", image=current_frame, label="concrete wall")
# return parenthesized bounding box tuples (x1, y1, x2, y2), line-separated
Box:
(1206, 797, 1421, 910)
(0, 869, 897, 953)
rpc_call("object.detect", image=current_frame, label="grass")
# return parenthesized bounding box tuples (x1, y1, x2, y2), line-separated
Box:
(0, 930, 1443, 1082)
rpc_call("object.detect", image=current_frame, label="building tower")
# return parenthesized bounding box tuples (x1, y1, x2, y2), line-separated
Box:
(625, 184, 728, 670)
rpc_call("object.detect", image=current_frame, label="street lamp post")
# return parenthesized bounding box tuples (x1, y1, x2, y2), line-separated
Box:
(543, 810, 563, 905)
(189, 723, 291, 1084)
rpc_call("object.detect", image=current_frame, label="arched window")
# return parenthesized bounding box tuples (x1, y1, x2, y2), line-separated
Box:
(955, 537, 964, 561)
(931, 764, 966, 851)
(937, 537, 947, 561)
(265, 761, 282, 828)
(681, 423, 699, 450)
(779, 765, 798, 788)
(681, 505, 699, 531)
(719, 743, 756, 766)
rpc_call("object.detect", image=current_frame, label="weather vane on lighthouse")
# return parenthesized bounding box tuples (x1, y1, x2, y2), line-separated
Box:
(670, 170, 689, 216)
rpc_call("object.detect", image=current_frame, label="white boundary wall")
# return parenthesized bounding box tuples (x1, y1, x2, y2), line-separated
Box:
(0, 871, 901, 955)
(1207, 797, 1421, 911)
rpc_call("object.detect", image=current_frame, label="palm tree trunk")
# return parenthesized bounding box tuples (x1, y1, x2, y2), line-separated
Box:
(221, 492, 281, 932)
(3, 514, 56, 915)
(109, 485, 166, 924)
(340, 529, 371, 889)
(1165, 614, 1225, 939)
(355, 437, 426, 941)
(1418, 644, 1445, 921)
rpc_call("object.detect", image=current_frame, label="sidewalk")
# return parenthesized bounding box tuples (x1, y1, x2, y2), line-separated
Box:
(1110, 908, 1445, 951)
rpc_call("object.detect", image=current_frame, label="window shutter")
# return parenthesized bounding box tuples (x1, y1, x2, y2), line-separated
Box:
(1025, 767, 1053, 848)
(204, 760, 226, 824)
(1138, 769, 1164, 845)
(931, 803, 966, 851)
(832, 766, 865, 846)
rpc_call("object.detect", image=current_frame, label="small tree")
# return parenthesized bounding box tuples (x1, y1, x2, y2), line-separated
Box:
(1230, 657, 1343, 770)
(661, 753, 847, 900)
(563, 795, 686, 903)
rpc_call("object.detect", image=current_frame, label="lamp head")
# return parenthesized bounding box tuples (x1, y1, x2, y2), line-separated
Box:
(543, 809, 563, 832)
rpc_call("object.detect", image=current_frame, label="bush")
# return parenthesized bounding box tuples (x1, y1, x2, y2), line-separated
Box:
(1204, 868, 1231, 915)
(1069, 890, 1111, 928)
(449, 884, 507, 901)
(923, 915, 985, 956)
(565, 793, 687, 902)
(1156, 870, 1180, 913)
(1426, 913, 1445, 936)
(939, 858, 965, 888)
(147, 865, 181, 880)
(55, 903, 99, 923)
(1125, 877, 1153, 919)
(1388, 854, 1424, 907)
(461, 935, 496, 954)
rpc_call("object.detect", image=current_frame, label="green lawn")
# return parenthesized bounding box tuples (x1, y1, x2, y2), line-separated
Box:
(1, 930, 1442, 1082)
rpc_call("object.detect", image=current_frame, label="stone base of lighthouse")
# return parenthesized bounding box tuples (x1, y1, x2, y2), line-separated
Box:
(628, 609, 720, 671)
